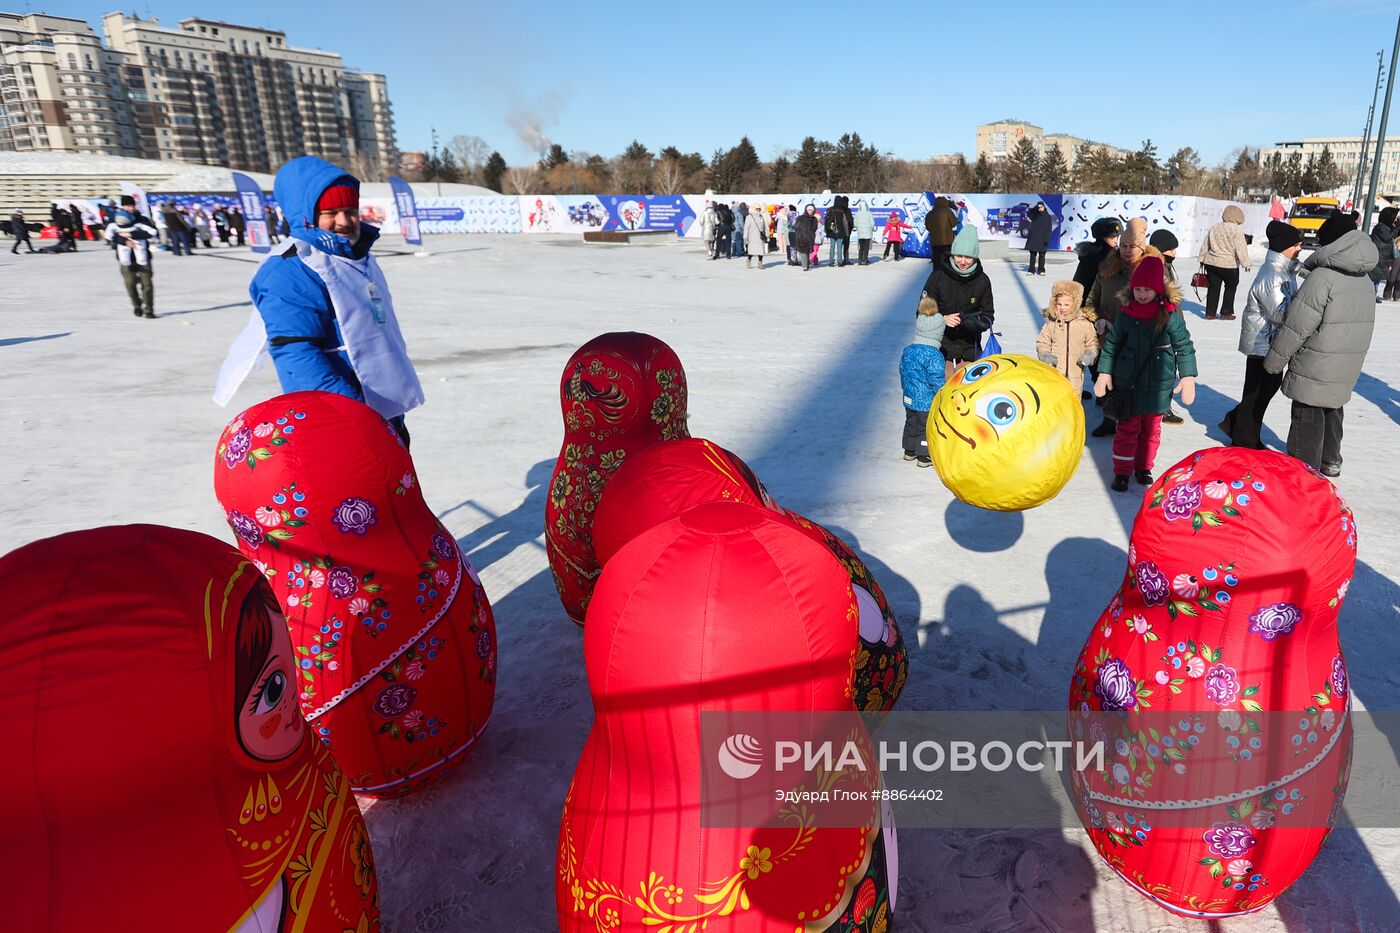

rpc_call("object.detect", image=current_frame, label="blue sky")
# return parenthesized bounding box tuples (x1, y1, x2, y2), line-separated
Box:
(49, 0, 1400, 166)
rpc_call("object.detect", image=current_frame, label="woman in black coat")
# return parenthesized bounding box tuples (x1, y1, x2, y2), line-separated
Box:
(1024, 202, 1053, 276)
(921, 251, 994, 373)
(792, 205, 820, 272)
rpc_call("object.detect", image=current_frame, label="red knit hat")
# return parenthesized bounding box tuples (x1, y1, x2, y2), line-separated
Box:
(1129, 255, 1165, 294)
(315, 181, 358, 214)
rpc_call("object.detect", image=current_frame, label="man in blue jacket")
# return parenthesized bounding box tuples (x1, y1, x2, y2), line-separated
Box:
(246, 156, 423, 442)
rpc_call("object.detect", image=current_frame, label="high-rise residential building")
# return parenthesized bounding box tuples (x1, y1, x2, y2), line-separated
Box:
(0, 13, 141, 155)
(0, 11, 396, 175)
(976, 119, 1042, 162)
(1261, 136, 1400, 200)
(975, 120, 1130, 167)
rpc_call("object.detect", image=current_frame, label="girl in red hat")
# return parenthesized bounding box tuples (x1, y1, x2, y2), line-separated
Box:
(1095, 255, 1198, 492)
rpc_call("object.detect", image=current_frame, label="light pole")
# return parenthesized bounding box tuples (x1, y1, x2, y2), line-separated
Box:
(430, 126, 441, 197)
(1354, 52, 1384, 210)
(1363, 13, 1399, 232)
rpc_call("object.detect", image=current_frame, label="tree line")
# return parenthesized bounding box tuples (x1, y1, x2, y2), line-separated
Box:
(399, 132, 1349, 200)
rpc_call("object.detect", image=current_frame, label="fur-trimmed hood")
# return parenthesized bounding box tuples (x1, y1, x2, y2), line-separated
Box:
(1044, 280, 1095, 323)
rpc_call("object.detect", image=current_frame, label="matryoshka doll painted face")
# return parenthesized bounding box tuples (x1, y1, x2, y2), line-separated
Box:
(214, 390, 497, 799)
(927, 353, 1085, 511)
(234, 586, 305, 764)
(0, 525, 378, 932)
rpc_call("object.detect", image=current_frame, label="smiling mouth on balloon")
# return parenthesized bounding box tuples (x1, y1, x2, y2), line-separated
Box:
(938, 409, 976, 449)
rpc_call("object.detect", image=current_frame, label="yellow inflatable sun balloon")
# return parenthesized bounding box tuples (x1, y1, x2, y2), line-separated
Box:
(926, 354, 1084, 511)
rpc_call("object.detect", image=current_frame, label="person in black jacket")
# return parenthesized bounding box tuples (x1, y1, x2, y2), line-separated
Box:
(792, 204, 820, 271)
(825, 195, 853, 267)
(1024, 202, 1054, 276)
(715, 202, 734, 259)
(1072, 217, 1121, 301)
(922, 226, 994, 375)
(9, 209, 36, 254)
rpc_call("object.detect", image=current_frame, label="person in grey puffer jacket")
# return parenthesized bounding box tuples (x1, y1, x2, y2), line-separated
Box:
(1220, 221, 1301, 449)
(1264, 213, 1378, 476)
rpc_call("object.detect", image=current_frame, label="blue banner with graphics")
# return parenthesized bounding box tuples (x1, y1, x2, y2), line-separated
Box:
(388, 175, 422, 246)
(232, 172, 271, 253)
(599, 195, 696, 235)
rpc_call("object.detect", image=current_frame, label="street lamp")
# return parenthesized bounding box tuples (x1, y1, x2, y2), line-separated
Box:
(1363, 14, 1399, 231)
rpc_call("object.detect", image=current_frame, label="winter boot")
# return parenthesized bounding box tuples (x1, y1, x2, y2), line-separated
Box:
(1091, 418, 1117, 438)
(1134, 470, 1153, 485)
(1111, 475, 1130, 492)
(903, 450, 916, 461)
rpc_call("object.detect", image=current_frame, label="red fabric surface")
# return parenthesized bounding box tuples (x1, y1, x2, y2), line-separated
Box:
(557, 501, 882, 931)
(592, 437, 908, 713)
(545, 332, 689, 625)
(0, 525, 378, 932)
(1069, 449, 1356, 918)
(214, 391, 496, 797)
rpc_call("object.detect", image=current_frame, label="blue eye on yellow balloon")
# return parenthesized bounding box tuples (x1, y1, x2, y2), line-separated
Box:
(964, 362, 995, 383)
(977, 393, 1020, 430)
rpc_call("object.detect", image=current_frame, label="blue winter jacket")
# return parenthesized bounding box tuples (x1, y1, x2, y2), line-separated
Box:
(899, 343, 946, 412)
(249, 156, 382, 401)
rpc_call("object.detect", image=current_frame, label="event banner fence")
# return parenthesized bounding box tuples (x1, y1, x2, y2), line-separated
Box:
(110, 190, 1275, 259)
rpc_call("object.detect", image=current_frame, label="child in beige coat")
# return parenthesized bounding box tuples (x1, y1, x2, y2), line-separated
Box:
(1036, 280, 1098, 397)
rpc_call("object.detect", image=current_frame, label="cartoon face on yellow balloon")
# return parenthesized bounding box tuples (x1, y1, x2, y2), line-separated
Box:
(926, 354, 1085, 511)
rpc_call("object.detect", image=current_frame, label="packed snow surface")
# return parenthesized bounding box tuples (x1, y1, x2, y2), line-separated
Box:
(2, 233, 1398, 931)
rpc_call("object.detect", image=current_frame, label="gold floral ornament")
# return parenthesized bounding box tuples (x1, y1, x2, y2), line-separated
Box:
(558, 760, 877, 933)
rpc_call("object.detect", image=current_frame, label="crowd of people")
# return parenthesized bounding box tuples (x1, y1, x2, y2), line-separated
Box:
(697, 197, 925, 269)
(897, 205, 1381, 489)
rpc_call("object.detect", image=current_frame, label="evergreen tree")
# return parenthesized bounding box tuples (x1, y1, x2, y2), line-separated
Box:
(437, 149, 462, 183)
(1039, 144, 1070, 191)
(1284, 152, 1304, 197)
(1163, 146, 1202, 193)
(770, 155, 791, 191)
(792, 136, 832, 190)
(1314, 145, 1344, 191)
(1300, 153, 1320, 195)
(999, 137, 1042, 192)
(706, 148, 735, 193)
(543, 144, 570, 170)
(971, 152, 996, 193)
(950, 154, 974, 191)
(482, 151, 507, 192)
(621, 140, 652, 161)
(1075, 146, 1121, 193)
(1120, 139, 1162, 193)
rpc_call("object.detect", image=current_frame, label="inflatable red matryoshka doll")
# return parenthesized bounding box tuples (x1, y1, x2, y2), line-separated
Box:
(545, 332, 689, 625)
(592, 437, 908, 714)
(0, 525, 378, 932)
(558, 501, 893, 932)
(214, 391, 496, 798)
(1069, 449, 1357, 918)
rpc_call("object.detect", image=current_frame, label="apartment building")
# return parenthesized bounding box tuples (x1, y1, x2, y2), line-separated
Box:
(975, 119, 1130, 167)
(0, 11, 396, 175)
(1261, 136, 1400, 200)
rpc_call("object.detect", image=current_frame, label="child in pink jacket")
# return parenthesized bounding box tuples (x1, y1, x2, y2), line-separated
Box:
(883, 211, 911, 261)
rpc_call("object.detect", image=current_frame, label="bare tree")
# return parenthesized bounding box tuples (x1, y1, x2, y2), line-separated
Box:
(504, 165, 537, 194)
(653, 157, 688, 194)
(345, 150, 386, 183)
(447, 135, 490, 183)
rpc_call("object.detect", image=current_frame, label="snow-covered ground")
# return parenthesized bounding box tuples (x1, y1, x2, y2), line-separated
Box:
(2, 233, 1398, 932)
